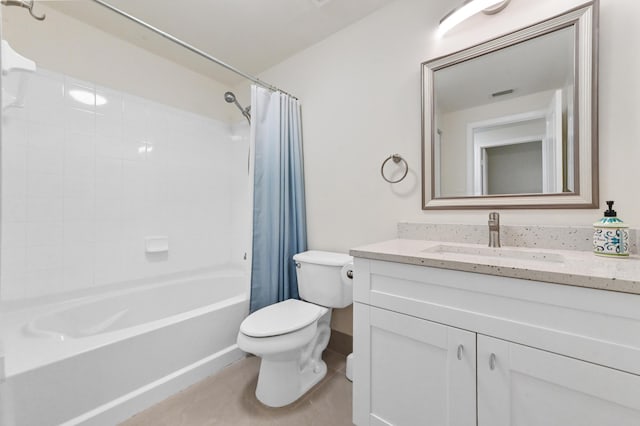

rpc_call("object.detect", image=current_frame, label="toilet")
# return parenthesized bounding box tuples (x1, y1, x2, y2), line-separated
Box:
(237, 250, 354, 407)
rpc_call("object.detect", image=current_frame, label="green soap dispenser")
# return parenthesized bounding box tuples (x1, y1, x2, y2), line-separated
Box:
(593, 201, 629, 257)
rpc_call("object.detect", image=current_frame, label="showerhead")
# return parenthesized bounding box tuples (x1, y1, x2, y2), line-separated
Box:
(224, 91, 251, 124)
(224, 91, 236, 103)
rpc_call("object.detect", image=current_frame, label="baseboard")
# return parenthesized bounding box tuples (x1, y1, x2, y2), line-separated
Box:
(328, 330, 353, 355)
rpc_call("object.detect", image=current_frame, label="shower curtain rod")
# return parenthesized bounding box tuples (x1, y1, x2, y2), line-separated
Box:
(90, 0, 297, 99)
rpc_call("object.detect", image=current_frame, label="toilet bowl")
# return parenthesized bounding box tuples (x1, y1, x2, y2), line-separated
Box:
(237, 250, 353, 407)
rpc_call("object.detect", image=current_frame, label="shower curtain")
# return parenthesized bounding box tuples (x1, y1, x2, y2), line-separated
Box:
(249, 85, 307, 313)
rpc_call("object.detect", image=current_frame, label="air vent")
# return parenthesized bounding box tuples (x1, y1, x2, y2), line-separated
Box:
(492, 89, 514, 97)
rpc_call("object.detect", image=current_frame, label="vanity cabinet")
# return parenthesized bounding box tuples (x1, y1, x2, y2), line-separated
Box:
(352, 258, 640, 426)
(477, 335, 640, 426)
(354, 304, 475, 426)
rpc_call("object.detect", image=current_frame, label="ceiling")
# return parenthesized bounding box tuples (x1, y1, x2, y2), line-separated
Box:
(434, 25, 575, 113)
(49, 0, 397, 86)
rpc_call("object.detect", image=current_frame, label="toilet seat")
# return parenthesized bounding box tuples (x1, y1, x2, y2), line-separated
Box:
(240, 299, 328, 338)
(237, 321, 319, 357)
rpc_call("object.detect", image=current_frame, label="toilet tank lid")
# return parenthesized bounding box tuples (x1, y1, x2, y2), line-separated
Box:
(293, 250, 353, 266)
(240, 299, 328, 337)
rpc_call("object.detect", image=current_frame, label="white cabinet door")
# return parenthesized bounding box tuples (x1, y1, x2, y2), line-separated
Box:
(478, 334, 640, 426)
(353, 303, 476, 426)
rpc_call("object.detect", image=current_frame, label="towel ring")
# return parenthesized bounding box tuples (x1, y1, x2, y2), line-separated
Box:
(380, 154, 408, 184)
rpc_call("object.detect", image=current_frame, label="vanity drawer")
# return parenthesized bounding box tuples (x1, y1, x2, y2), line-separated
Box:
(353, 257, 640, 376)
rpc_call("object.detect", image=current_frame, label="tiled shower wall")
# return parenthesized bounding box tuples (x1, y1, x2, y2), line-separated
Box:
(1, 68, 243, 300)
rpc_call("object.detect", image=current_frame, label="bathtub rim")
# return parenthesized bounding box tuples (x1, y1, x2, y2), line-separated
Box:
(1, 264, 248, 315)
(24, 268, 247, 339)
(1, 268, 249, 378)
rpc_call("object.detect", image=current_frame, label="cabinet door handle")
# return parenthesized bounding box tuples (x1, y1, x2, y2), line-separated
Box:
(457, 344, 464, 360)
(489, 353, 496, 370)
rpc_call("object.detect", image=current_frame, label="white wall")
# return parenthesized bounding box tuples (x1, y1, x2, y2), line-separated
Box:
(1, 4, 235, 122)
(1, 68, 238, 300)
(255, 0, 639, 248)
(251, 0, 640, 333)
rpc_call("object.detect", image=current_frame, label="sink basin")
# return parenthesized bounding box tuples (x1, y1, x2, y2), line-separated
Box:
(422, 244, 565, 263)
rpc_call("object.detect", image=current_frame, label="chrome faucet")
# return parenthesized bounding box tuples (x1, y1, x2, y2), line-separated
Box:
(488, 212, 501, 248)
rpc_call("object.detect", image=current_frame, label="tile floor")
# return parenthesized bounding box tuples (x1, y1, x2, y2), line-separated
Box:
(120, 350, 353, 425)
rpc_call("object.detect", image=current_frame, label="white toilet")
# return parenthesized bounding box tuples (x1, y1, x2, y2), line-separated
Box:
(237, 250, 354, 407)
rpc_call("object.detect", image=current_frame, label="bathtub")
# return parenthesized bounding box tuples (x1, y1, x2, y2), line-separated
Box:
(0, 269, 249, 426)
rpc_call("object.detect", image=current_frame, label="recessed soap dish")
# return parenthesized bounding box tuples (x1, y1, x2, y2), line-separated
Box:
(145, 236, 169, 253)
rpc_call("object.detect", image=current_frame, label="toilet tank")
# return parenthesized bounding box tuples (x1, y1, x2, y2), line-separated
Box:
(293, 250, 353, 308)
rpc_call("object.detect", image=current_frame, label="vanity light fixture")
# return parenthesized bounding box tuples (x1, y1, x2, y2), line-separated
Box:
(438, 0, 511, 37)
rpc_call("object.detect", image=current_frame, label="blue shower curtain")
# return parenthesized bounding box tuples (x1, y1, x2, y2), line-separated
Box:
(249, 85, 307, 313)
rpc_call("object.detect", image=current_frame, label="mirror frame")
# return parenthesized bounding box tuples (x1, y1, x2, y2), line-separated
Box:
(421, 2, 598, 209)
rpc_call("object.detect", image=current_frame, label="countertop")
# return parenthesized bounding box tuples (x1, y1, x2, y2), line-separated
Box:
(350, 239, 640, 295)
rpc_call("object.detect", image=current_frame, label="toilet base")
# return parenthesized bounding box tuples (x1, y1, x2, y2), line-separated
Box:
(255, 356, 328, 407)
(254, 311, 332, 407)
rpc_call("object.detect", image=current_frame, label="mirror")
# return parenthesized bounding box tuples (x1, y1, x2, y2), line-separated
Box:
(422, 3, 598, 209)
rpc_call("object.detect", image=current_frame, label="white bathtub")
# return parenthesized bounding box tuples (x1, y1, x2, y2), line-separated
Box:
(0, 269, 249, 426)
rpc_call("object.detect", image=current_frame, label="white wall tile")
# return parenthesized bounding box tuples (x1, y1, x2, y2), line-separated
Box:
(65, 131, 96, 159)
(122, 136, 149, 161)
(122, 97, 148, 141)
(65, 107, 95, 135)
(95, 158, 122, 187)
(1, 247, 26, 276)
(63, 176, 95, 200)
(26, 221, 64, 247)
(2, 197, 27, 223)
(64, 194, 95, 225)
(26, 245, 64, 271)
(65, 78, 95, 110)
(95, 198, 122, 221)
(25, 73, 65, 127)
(0, 272, 25, 300)
(94, 221, 122, 243)
(64, 154, 95, 179)
(1, 222, 26, 249)
(24, 268, 64, 298)
(63, 266, 94, 292)
(28, 103, 66, 128)
(95, 135, 123, 159)
(63, 242, 94, 268)
(27, 147, 64, 176)
(2, 120, 28, 176)
(2, 68, 241, 300)
(27, 173, 63, 198)
(26, 197, 63, 222)
(64, 221, 95, 244)
(1, 173, 27, 198)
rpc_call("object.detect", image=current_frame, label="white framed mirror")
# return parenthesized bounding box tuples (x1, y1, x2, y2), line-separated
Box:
(422, 2, 598, 209)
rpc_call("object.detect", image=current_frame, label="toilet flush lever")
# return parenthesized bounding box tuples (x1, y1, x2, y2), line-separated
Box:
(346, 270, 354, 279)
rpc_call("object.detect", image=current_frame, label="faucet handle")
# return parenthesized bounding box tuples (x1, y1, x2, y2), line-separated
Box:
(488, 212, 501, 247)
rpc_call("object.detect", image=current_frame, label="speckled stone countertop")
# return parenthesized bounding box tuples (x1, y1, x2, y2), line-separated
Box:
(350, 239, 640, 295)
